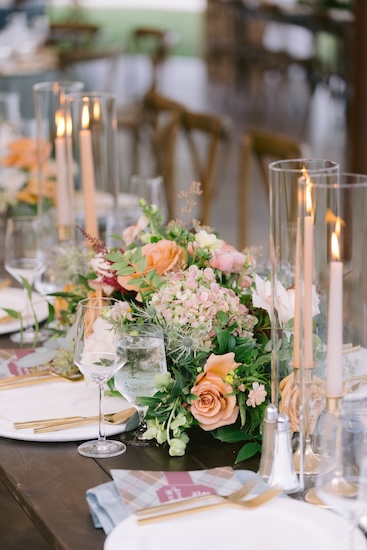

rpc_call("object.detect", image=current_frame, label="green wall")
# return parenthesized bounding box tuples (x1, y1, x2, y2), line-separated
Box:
(48, 7, 205, 58)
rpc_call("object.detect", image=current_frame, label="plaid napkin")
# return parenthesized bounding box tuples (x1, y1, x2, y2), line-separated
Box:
(86, 468, 268, 535)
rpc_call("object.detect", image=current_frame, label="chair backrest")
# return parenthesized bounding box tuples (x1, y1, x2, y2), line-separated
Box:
(181, 109, 231, 226)
(130, 27, 179, 91)
(141, 90, 232, 224)
(238, 127, 306, 249)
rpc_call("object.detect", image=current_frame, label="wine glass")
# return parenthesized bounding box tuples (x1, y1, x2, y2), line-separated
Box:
(4, 216, 48, 344)
(315, 408, 367, 550)
(114, 323, 167, 445)
(129, 175, 168, 223)
(73, 297, 128, 458)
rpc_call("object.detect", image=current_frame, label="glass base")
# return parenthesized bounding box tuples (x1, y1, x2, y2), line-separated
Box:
(10, 329, 49, 344)
(78, 439, 127, 458)
(119, 429, 156, 447)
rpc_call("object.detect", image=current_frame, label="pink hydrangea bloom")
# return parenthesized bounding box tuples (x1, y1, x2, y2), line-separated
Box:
(246, 382, 267, 408)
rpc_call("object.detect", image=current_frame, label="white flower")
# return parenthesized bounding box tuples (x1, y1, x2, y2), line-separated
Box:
(84, 317, 116, 354)
(251, 275, 292, 322)
(252, 274, 320, 328)
(194, 230, 221, 250)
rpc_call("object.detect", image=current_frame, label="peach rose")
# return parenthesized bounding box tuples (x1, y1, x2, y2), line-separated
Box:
(279, 372, 325, 436)
(118, 239, 186, 294)
(0, 137, 51, 170)
(190, 352, 240, 431)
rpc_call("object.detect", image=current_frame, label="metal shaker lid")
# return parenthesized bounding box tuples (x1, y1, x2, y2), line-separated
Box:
(276, 413, 290, 432)
(265, 403, 278, 421)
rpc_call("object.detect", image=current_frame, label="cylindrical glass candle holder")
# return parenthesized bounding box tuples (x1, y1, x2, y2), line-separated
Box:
(33, 81, 84, 243)
(269, 159, 339, 485)
(65, 92, 120, 243)
(303, 173, 367, 503)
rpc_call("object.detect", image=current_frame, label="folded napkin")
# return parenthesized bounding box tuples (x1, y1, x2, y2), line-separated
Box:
(86, 468, 271, 535)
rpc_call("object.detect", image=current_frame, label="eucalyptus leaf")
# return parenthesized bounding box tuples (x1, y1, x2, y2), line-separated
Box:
(17, 348, 56, 368)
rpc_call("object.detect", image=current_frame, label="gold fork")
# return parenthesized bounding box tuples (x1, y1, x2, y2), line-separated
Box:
(137, 485, 282, 525)
(14, 407, 136, 432)
(136, 477, 258, 518)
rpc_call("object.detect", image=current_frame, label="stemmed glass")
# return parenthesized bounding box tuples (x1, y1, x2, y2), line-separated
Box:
(4, 216, 48, 344)
(315, 409, 367, 550)
(129, 175, 168, 223)
(73, 297, 128, 458)
(114, 323, 167, 445)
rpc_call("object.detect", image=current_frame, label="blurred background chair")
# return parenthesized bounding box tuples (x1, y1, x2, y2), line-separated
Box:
(238, 128, 308, 250)
(130, 27, 179, 92)
(46, 20, 122, 92)
(118, 89, 231, 224)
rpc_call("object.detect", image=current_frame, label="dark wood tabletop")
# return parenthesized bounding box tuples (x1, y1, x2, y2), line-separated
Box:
(0, 332, 258, 550)
(0, 425, 257, 550)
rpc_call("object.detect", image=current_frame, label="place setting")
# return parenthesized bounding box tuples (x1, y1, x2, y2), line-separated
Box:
(0, 36, 367, 549)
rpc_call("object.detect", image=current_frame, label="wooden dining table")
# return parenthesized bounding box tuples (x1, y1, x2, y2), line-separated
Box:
(0, 333, 258, 550)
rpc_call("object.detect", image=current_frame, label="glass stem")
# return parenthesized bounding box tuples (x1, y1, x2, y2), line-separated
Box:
(98, 382, 106, 443)
(22, 287, 34, 332)
(347, 524, 355, 550)
(137, 409, 146, 432)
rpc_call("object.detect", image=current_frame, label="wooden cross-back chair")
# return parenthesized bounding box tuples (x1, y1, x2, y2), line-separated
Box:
(47, 21, 122, 92)
(239, 127, 307, 250)
(131, 27, 179, 92)
(133, 90, 232, 224)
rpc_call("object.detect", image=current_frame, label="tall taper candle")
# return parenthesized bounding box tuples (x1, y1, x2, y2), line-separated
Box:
(304, 185, 314, 369)
(80, 102, 98, 240)
(326, 231, 343, 397)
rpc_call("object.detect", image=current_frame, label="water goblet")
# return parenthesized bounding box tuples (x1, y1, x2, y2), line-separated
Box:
(4, 215, 48, 344)
(114, 323, 167, 445)
(129, 175, 168, 223)
(73, 297, 128, 458)
(315, 408, 367, 550)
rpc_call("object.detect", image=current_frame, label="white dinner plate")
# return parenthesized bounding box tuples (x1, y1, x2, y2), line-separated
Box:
(0, 377, 132, 442)
(0, 287, 48, 335)
(104, 497, 367, 550)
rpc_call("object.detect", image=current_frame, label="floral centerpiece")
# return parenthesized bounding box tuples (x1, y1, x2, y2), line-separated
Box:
(50, 185, 270, 461)
(0, 136, 56, 215)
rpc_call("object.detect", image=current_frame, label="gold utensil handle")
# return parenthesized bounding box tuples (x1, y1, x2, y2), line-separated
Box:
(136, 478, 258, 517)
(137, 486, 281, 525)
(0, 376, 62, 391)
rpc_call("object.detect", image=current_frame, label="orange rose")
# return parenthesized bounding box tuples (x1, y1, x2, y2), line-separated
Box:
(118, 239, 186, 294)
(190, 353, 240, 431)
(0, 138, 51, 171)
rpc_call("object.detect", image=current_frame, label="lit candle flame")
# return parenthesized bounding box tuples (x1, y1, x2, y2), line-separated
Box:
(335, 216, 341, 236)
(82, 103, 90, 129)
(302, 167, 313, 217)
(66, 113, 72, 136)
(331, 231, 340, 261)
(56, 114, 65, 138)
(93, 99, 100, 121)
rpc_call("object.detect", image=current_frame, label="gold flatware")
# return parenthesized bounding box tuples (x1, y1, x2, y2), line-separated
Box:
(0, 278, 11, 291)
(14, 407, 136, 432)
(344, 374, 367, 393)
(136, 478, 258, 518)
(137, 486, 282, 525)
(0, 370, 83, 390)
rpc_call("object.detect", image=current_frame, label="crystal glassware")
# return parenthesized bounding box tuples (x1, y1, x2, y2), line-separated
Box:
(315, 407, 367, 550)
(73, 297, 128, 458)
(4, 215, 48, 344)
(114, 323, 167, 445)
